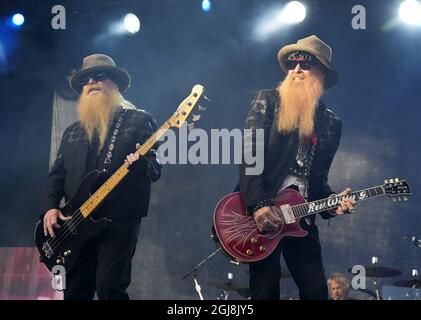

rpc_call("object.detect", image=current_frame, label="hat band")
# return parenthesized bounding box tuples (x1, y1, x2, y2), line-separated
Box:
(287, 51, 314, 62)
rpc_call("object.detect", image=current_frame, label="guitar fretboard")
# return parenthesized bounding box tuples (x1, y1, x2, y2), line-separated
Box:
(79, 121, 171, 218)
(290, 186, 385, 218)
(136, 122, 171, 156)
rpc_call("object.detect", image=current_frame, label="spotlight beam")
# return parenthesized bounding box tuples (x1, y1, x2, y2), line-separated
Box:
(399, 0, 421, 25)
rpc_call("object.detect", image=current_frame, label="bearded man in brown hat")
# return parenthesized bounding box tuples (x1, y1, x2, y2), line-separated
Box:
(239, 35, 356, 300)
(41, 54, 161, 299)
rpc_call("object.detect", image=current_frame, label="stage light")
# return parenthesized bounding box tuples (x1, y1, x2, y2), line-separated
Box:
(281, 1, 306, 24)
(123, 13, 140, 34)
(253, 1, 307, 41)
(93, 13, 141, 44)
(202, 0, 212, 12)
(399, 0, 421, 25)
(9, 13, 25, 29)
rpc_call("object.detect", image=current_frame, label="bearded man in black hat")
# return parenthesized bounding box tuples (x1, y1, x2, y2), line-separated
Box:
(239, 35, 356, 300)
(41, 54, 161, 299)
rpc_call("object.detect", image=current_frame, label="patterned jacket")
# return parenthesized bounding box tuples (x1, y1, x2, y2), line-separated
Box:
(239, 89, 342, 221)
(43, 107, 161, 220)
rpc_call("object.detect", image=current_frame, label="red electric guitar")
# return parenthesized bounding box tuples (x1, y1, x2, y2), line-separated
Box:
(213, 178, 411, 263)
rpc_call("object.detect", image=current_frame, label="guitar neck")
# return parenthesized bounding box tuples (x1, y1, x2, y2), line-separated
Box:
(291, 185, 385, 219)
(135, 122, 171, 156)
(77, 83, 205, 218)
(79, 121, 170, 218)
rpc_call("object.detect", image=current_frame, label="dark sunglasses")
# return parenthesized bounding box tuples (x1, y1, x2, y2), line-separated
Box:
(78, 72, 108, 86)
(285, 60, 317, 71)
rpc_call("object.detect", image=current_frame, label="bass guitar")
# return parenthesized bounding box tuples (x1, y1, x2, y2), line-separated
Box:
(35, 84, 205, 271)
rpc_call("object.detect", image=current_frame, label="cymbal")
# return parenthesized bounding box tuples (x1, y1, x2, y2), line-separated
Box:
(357, 288, 381, 300)
(393, 279, 421, 288)
(348, 266, 402, 278)
(207, 278, 243, 291)
(245, 269, 291, 279)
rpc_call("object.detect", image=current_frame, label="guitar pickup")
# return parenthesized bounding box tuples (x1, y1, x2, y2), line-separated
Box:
(280, 205, 296, 224)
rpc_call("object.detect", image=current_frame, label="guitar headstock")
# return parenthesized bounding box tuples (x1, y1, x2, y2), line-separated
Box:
(168, 84, 205, 128)
(383, 178, 411, 201)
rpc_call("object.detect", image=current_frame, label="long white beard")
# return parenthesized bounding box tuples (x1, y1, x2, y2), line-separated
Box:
(77, 88, 122, 152)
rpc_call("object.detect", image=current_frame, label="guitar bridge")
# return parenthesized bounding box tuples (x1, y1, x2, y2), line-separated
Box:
(280, 205, 295, 224)
(42, 242, 54, 259)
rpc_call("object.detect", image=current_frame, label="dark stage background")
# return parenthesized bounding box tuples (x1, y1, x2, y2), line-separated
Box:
(0, 0, 420, 299)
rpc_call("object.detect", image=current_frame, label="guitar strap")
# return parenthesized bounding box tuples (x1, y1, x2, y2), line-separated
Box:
(102, 108, 128, 173)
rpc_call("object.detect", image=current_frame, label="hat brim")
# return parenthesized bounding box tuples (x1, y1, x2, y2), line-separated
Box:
(69, 65, 131, 94)
(277, 44, 338, 88)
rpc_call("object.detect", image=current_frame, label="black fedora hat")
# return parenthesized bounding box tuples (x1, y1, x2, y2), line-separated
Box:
(69, 54, 131, 93)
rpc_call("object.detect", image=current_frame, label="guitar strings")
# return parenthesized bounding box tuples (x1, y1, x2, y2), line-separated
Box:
(49, 186, 381, 251)
(289, 186, 386, 219)
(47, 211, 85, 251)
(46, 139, 156, 250)
(46, 146, 153, 252)
(45, 124, 171, 253)
(44, 97, 201, 256)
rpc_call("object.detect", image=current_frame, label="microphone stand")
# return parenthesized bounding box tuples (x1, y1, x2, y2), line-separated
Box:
(182, 247, 222, 300)
(192, 270, 204, 300)
(371, 257, 381, 300)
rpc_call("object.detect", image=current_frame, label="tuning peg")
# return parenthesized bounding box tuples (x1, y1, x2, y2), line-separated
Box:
(187, 122, 195, 132)
(395, 178, 399, 182)
(403, 196, 408, 201)
(192, 114, 201, 122)
(384, 179, 389, 184)
(392, 198, 397, 202)
(389, 179, 394, 183)
(198, 105, 207, 111)
(203, 95, 212, 102)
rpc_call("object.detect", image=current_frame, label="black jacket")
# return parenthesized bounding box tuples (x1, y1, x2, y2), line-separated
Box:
(43, 107, 161, 220)
(239, 89, 342, 220)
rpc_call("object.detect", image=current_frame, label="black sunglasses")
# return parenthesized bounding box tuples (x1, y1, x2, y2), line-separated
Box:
(285, 60, 317, 71)
(78, 72, 109, 86)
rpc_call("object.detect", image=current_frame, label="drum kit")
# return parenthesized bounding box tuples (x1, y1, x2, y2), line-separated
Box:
(203, 260, 420, 300)
(347, 258, 401, 300)
(206, 269, 293, 299)
(347, 236, 421, 300)
(182, 246, 294, 300)
(183, 234, 421, 300)
(207, 275, 250, 300)
(348, 263, 421, 300)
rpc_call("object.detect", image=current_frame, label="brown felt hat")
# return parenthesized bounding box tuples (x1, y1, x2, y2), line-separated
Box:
(69, 54, 131, 93)
(277, 35, 338, 88)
